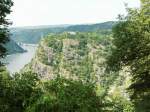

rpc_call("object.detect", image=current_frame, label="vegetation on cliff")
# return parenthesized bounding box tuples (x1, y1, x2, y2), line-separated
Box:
(23, 31, 134, 111)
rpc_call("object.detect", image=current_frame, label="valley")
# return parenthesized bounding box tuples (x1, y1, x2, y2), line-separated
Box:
(0, 0, 149, 111)
(4, 22, 114, 74)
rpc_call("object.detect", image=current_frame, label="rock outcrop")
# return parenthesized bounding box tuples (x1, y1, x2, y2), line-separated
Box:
(28, 33, 110, 81)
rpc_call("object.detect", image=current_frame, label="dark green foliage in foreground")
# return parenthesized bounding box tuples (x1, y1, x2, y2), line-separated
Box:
(0, 0, 13, 64)
(0, 67, 12, 111)
(0, 70, 40, 112)
(0, 0, 24, 55)
(0, 67, 104, 112)
(0, 68, 136, 112)
(26, 77, 103, 112)
(107, 0, 150, 111)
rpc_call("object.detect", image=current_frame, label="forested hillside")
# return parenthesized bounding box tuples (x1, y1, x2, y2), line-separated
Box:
(65, 21, 116, 32)
(10, 21, 115, 44)
(4, 39, 26, 54)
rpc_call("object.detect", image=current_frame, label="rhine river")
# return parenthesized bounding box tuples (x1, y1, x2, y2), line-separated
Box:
(3, 44, 37, 74)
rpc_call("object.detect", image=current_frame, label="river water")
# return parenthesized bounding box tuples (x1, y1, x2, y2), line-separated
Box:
(3, 44, 37, 74)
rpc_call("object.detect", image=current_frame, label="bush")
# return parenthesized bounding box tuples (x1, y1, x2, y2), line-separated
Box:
(26, 77, 103, 112)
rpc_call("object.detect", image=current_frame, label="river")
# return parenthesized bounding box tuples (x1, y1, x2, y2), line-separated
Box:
(3, 44, 37, 74)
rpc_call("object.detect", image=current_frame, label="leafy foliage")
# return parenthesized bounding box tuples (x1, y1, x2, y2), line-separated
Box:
(107, 0, 150, 111)
(0, 0, 13, 64)
(26, 77, 103, 112)
(0, 70, 40, 112)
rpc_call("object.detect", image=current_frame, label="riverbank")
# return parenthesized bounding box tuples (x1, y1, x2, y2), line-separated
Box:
(3, 44, 37, 74)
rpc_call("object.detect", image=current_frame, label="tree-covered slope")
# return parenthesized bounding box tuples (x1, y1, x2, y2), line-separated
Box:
(65, 21, 116, 32)
(10, 21, 116, 44)
(4, 39, 26, 54)
(10, 27, 65, 44)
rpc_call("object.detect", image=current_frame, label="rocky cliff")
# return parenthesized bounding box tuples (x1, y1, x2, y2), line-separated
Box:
(25, 32, 112, 83)
(23, 32, 130, 99)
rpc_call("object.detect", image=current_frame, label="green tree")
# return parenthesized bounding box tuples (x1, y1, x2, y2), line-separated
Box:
(0, 0, 13, 64)
(0, 67, 12, 112)
(0, 71, 40, 112)
(0, 1, 13, 109)
(107, 0, 150, 111)
(10, 72, 40, 112)
(26, 77, 103, 112)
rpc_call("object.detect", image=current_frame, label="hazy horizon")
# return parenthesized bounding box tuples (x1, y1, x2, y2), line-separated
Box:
(10, 21, 117, 28)
(9, 0, 140, 27)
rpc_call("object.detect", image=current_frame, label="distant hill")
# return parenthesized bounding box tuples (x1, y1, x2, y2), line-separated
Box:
(65, 21, 116, 32)
(10, 27, 65, 44)
(10, 21, 116, 44)
(4, 39, 26, 54)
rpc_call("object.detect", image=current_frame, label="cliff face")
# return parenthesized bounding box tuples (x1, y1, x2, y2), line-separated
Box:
(27, 32, 112, 82)
(22, 32, 130, 100)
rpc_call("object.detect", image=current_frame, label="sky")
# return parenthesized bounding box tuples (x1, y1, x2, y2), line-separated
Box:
(8, 0, 141, 27)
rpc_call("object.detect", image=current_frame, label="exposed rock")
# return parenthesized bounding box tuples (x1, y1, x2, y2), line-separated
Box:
(28, 33, 110, 81)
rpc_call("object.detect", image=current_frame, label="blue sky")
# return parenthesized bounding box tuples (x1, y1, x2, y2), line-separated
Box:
(9, 0, 140, 27)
